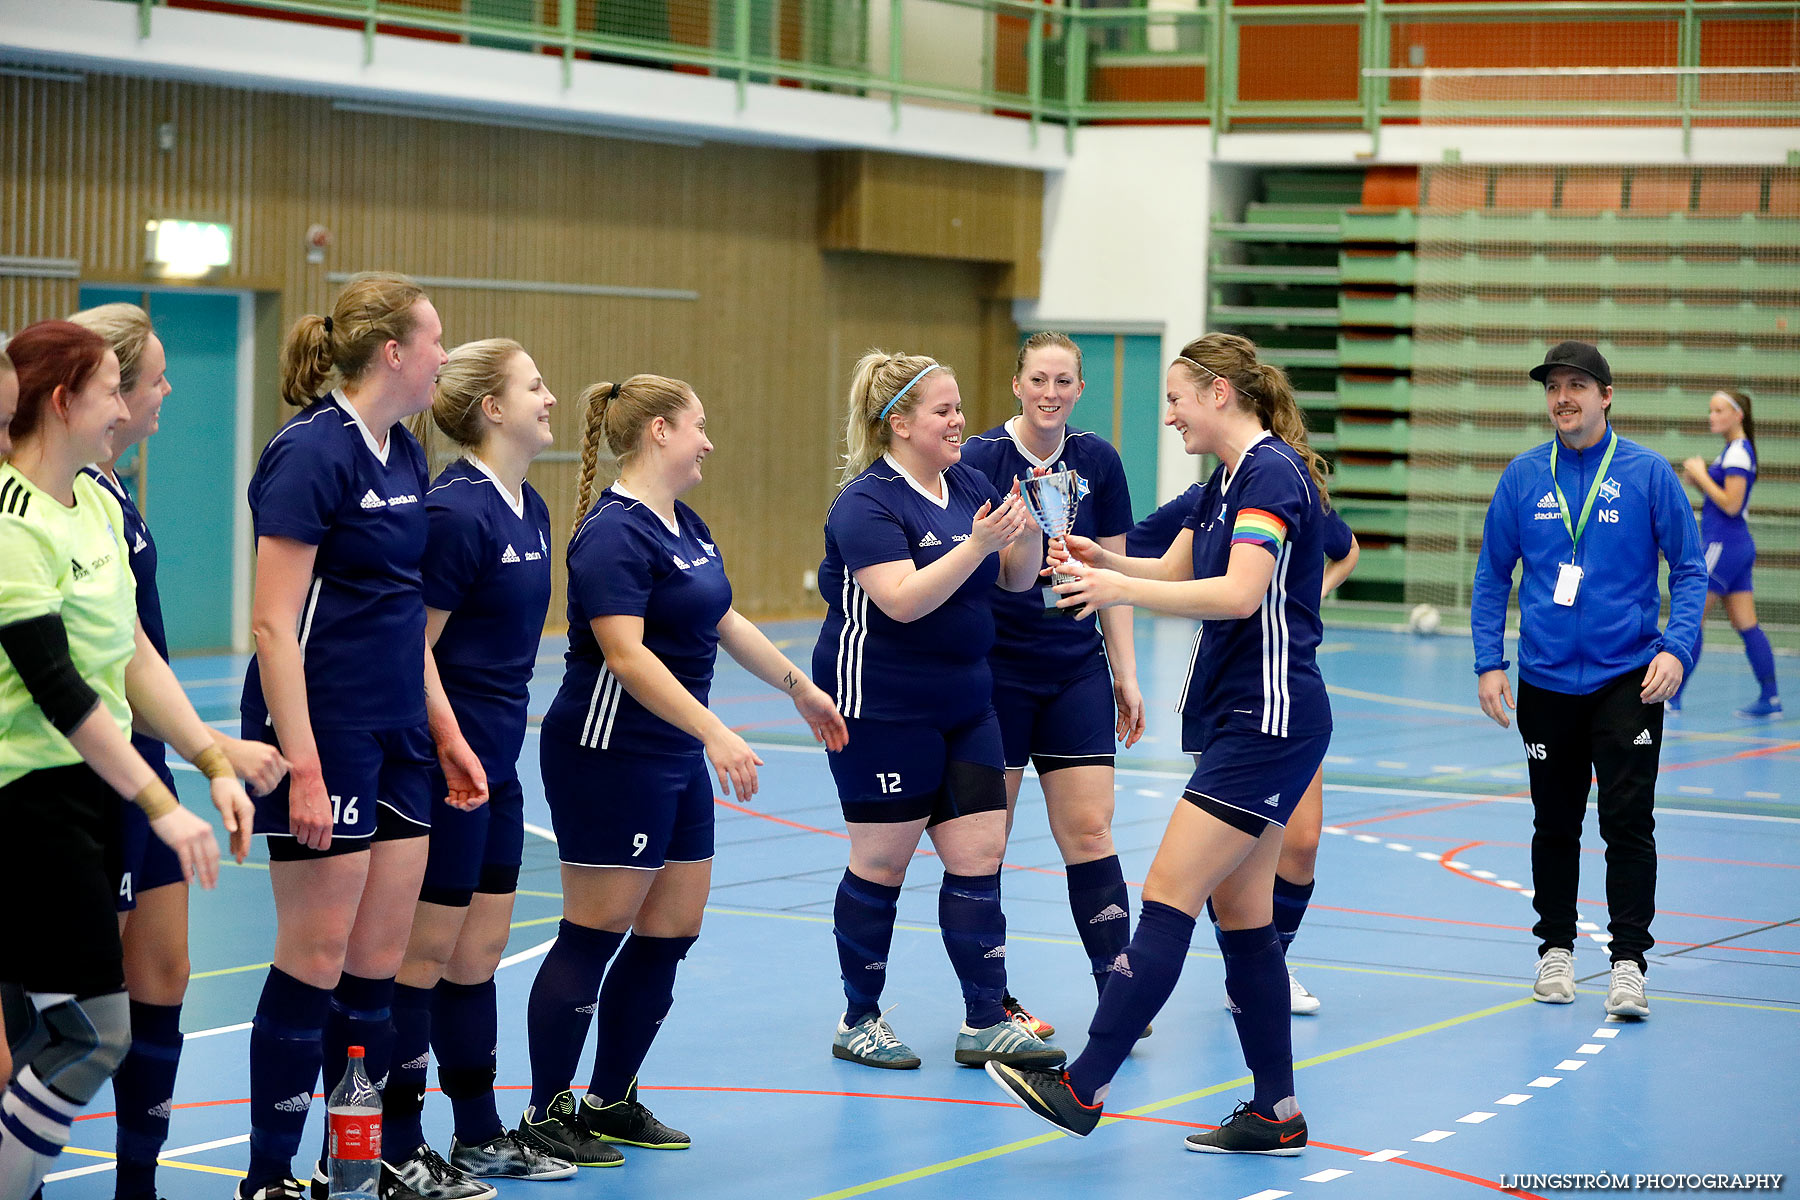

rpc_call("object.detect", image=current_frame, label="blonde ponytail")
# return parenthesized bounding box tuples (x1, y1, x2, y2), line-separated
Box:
(280, 272, 427, 408)
(1174, 333, 1330, 507)
(838, 350, 951, 486)
(570, 372, 695, 536)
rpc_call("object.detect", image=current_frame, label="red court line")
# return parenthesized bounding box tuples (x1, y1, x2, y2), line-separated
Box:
(1331, 798, 1501, 828)
(1658, 740, 1800, 773)
(77, 1088, 1541, 1196)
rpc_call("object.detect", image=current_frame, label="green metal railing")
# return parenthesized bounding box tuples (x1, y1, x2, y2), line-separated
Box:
(126, 0, 1800, 147)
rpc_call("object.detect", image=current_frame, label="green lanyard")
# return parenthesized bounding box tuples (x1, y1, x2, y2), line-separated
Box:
(1548, 428, 1618, 556)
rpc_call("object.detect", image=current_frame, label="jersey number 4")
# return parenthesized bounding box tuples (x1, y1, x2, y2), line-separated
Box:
(875, 772, 903, 794)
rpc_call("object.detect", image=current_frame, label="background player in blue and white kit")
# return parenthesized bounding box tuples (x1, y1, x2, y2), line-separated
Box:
(521, 373, 846, 1165)
(987, 333, 1333, 1156)
(960, 332, 1142, 1037)
(1676, 388, 1779, 718)
(814, 350, 1063, 1073)
(377, 339, 573, 1186)
(69, 302, 287, 1200)
(238, 274, 492, 1200)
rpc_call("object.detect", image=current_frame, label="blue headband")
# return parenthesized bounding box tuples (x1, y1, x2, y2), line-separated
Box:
(879, 363, 939, 421)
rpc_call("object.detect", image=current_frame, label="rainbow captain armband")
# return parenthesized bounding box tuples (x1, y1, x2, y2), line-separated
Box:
(1231, 508, 1287, 552)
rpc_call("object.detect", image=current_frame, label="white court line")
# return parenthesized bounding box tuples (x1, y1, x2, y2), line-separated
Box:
(1592, 1028, 1620, 1039)
(1413, 1130, 1454, 1143)
(1362, 1149, 1407, 1161)
(1302, 1169, 1352, 1183)
(1578, 1044, 1605, 1054)
(1556, 1059, 1587, 1071)
(1457, 1112, 1496, 1124)
(1528, 1076, 1561, 1088)
(1239, 1191, 1292, 1200)
(1384, 843, 1412, 852)
(1495, 1094, 1532, 1105)
(44, 1134, 251, 1183)
(187, 1022, 252, 1040)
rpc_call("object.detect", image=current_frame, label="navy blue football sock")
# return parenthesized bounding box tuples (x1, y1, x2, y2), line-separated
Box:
(246, 967, 331, 1189)
(834, 870, 901, 1027)
(1066, 856, 1131, 996)
(380, 983, 434, 1163)
(526, 921, 624, 1112)
(1219, 923, 1295, 1119)
(938, 871, 1008, 1029)
(1065, 900, 1194, 1105)
(1741, 626, 1779, 699)
(319, 973, 394, 1166)
(1272, 875, 1315, 951)
(587, 935, 698, 1105)
(434, 978, 504, 1145)
(113, 1000, 182, 1200)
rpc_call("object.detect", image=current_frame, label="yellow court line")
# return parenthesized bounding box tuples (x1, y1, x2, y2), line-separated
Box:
(805, 996, 1536, 1200)
(60, 1147, 246, 1180)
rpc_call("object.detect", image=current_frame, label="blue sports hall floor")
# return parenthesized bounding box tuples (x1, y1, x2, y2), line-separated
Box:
(47, 615, 1799, 1199)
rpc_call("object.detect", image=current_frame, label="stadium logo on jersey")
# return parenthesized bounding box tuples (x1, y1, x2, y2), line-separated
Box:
(672, 553, 692, 570)
(501, 544, 520, 564)
(1599, 477, 1621, 502)
(360, 489, 387, 509)
(1537, 491, 1559, 510)
(918, 531, 942, 548)
(701, 540, 716, 557)
(951, 533, 971, 542)
(539, 530, 549, 553)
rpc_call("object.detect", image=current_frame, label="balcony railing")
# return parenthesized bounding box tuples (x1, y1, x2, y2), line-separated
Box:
(127, 0, 1800, 146)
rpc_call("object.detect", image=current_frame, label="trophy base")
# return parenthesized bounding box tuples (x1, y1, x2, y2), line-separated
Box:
(1040, 579, 1079, 618)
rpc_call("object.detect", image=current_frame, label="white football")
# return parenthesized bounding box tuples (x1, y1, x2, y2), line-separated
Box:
(1408, 603, 1442, 635)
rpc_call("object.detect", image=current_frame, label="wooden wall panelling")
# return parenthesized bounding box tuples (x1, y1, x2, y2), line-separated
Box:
(0, 71, 1024, 623)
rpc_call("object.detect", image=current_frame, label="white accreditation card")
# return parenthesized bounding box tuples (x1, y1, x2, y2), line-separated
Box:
(1553, 563, 1584, 606)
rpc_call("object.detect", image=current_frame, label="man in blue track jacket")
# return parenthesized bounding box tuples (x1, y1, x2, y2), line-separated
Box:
(1471, 341, 1705, 1021)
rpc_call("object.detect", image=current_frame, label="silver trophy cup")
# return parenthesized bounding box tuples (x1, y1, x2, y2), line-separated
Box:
(1018, 468, 1087, 617)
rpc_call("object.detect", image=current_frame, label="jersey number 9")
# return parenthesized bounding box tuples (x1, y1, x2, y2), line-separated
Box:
(632, 832, 649, 857)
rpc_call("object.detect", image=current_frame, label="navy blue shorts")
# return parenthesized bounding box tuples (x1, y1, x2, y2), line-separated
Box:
(1181, 728, 1331, 834)
(420, 776, 526, 906)
(116, 761, 183, 912)
(540, 736, 714, 870)
(828, 709, 1007, 825)
(248, 720, 435, 858)
(1704, 538, 1755, 595)
(993, 661, 1116, 773)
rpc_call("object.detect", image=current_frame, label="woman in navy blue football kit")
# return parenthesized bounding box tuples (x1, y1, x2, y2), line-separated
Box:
(238, 274, 492, 1200)
(987, 333, 1333, 1155)
(521, 373, 846, 1164)
(1675, 389, 1779, 718)
(68, 302, 286, 1200)
(377, 340, 573, 1186)
(1130, 491, 1357, 1015)
(960, 333, 1142, 1037)
(815, 350, 1063, 1073)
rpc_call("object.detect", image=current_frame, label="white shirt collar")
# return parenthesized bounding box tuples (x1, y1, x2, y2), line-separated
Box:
(333, 389, 390, 465)
(883, 452, 949, 509)
(610, 480, 680, 535)
(1005, 416, 1065, 472)
(463, 453, 524, 519)
(1221, 431, 1272, 495)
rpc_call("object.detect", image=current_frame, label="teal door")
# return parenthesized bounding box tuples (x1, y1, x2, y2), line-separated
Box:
(79, 287, 243, 653)
(1064, 332, 1164, 521)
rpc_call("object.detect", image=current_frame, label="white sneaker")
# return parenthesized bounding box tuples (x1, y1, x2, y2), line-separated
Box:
(1533, 947, 1576, 1003)
(1604, 960, 1650, 1018)
(1288, 971, 1321, 1015)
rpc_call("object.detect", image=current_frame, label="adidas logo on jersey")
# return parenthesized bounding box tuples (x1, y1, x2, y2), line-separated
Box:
(501, 543, 520, 564)
(274, 1092, 312, 1113)
(1108, 952, 1133, 979)
(360, 489, 387, 509)
(70, 558, 89, 580)
(1088, 904, 1127, 925)
(918, 531, 942, 548)
(1264, 793, 1281, 807)
(983, 945, 1007, 959)
(132, 532, 148, 553)
(1537, 491, 1560, 509)
(576, 1001, 598, 1014)
(866, 961, 886, 970)
(402, 1052, 431, 1070)
(1633, 729, 1653, 746)
(149, 1101, 172, 1120)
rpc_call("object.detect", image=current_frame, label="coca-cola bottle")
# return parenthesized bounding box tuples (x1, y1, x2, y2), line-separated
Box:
(326, 1045, 381, 1199)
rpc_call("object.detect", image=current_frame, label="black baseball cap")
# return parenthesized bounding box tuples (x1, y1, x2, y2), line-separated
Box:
(1529, 341, 1612, 388)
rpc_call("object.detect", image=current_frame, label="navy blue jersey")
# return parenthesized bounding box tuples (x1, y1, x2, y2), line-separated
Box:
(812, 456, 1003, 724)
(1178, 435, 1330, 738)
(1321, 507, 1355, 562)
(543, 485, 732, 756)
(1701, 437, 1756, 546)
(961, 421, 1134, 680)
(421, 457, 554, 783)
(1127, 483, 1202, 559)
(84, 466, 172, 787)
(241, 392, 430, 731)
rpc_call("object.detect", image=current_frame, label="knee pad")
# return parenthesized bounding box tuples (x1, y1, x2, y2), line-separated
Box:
(28, 992, 132, 1105)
